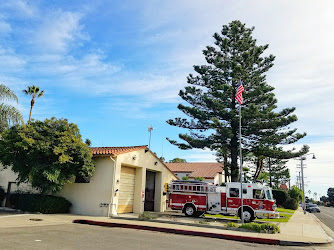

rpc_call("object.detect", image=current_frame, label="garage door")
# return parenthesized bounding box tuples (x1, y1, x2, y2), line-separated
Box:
(118, 166, 136, 213)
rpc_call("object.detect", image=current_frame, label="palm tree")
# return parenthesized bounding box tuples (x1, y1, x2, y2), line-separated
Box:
(0, 84, 23, 132)
(314, 192, 317, 201)
(22, 85, 44, 121)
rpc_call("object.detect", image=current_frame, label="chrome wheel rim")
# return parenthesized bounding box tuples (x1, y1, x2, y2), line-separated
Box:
(243, 211, 251, 222)
(185, 206, 194, 216)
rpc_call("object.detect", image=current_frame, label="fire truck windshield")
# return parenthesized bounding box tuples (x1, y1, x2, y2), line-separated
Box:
(266, 189, 273, 200)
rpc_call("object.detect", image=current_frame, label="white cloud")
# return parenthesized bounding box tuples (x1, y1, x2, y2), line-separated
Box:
(0, 20, 11, 34)
(32, 10, 88, 53)
(0, 46, 26, 71)
(0, 0, 37, 19)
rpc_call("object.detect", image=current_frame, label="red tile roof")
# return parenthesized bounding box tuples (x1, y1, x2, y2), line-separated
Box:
(91, 145, 148, 156)
(165, 162, 223, 179)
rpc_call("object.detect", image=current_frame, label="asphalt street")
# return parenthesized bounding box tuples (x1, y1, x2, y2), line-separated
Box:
(313, 206, 334, 232)
(0, 223, 333, 250)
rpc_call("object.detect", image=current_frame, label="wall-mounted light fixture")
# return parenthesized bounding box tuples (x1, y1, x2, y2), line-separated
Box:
(145, 149, 149, 153)
(133, 155, 137, 160)
(154, 161, 158, 165)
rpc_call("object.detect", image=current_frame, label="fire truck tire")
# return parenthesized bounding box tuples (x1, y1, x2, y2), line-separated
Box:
(183, 204, 196, 217)
(194, 211, 204, 217)
(238, 207, 255, 223)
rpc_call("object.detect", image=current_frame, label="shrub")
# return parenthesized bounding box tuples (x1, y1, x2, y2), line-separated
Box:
(272, 189, 288, 206)
(227, 222, 237, 227)
(239, 222, 280, 233)
(138, 211, 157, 220)
(8, 193, 71, 213)
(194, 177, 204, 181)
(288, 186, 303, 203)
(0, 186, 5, 204)
(282, 197, 298, 210)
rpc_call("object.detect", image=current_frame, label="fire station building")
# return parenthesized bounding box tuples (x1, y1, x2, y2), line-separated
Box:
(0, 145, 177, 217)
(59, 146, 177, 216)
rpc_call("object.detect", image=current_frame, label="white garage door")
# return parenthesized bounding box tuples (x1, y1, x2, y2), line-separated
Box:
(118, 166, 136, 213)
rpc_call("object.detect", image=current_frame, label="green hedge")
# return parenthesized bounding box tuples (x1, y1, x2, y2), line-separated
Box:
(8, 193, 72, 213)
(272, 189, 288, 206)
(282, 197, 298, 210)
(239, 222, 280, 233)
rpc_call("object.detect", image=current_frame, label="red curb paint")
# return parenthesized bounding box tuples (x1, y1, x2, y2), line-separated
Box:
(73, 219, 280, 245)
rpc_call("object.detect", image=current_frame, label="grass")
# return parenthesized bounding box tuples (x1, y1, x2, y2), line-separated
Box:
(205, 208, 295, 223)
(276, 208, 295, 214)
(205, 214, 238, 219)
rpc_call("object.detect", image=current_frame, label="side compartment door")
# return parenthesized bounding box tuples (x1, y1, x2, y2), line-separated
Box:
(207, 193, 221, 213)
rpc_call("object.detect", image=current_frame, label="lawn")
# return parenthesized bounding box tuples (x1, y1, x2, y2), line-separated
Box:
(276, 208, 295, 214)
(205, 208, 295, 223)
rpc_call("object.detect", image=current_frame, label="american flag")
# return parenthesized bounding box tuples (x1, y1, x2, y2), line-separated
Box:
(236, 80, 244, 104)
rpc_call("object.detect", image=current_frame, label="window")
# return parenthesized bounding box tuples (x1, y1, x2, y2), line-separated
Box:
(253, 189, 265, 199)
(266, 190, 272, 200)
(75, 175, 90, 183)
(243, 188, 247, 194)
(186, 174, 190, 177)
(229, 188, 239, 197)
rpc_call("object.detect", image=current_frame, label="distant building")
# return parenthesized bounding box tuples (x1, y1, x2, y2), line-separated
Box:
(165, 162, 227, 185)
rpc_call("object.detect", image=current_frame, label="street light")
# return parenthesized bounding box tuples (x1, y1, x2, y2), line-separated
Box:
(296, 153, 316, 214)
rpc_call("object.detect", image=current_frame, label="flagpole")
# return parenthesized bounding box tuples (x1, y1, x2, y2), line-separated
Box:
(239, 104, 243, 224)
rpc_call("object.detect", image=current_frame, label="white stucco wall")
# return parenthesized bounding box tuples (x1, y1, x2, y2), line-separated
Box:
(0, 165, 37, 206)
(59, 157, 115, 217)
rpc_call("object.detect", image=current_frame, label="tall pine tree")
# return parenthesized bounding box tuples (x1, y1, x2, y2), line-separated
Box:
(167, 20, 308, 181)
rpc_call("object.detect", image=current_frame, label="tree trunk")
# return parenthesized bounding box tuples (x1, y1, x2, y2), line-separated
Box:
(230, 136, 238, 181)
(224, 153, 228, 183)
(29, 98, 35, 122)
(269, 157, 272, 187)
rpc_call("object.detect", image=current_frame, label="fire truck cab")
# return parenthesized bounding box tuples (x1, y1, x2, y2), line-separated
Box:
(168, 180, 279, 222)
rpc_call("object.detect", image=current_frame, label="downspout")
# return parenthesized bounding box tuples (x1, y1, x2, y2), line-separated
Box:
(108, 156, 117, 217)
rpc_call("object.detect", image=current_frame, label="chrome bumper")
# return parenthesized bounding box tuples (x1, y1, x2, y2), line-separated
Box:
(255, 211, 280, 219)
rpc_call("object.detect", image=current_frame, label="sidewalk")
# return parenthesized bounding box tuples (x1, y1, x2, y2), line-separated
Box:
(74, 208, 334, 246)
(0, 207, 333, 246)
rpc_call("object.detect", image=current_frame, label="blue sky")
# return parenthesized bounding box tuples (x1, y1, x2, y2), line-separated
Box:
(1, 0, 333, 198)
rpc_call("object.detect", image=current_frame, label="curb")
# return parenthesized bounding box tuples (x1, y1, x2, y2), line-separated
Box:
(73, 219, 313, 246)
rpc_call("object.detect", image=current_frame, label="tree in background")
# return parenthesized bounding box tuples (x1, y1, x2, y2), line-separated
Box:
(167, 20, 308, 181)
(169, 158, 187, 163)
(22, 85, 44, 121)
(262, 158, 290, 188)
(85, 138, 92, 146)
(327, 188, 334, 206)
(193, 177, 204, 181)
(0, 117, 94, 194)
(0, 84, 23, 132)
(257, 172, 270, 184)
(182, 176, 189, 180)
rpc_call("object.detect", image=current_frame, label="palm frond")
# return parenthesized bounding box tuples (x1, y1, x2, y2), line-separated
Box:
(0, 84, 19, 103)
(0, 103, 23, 125)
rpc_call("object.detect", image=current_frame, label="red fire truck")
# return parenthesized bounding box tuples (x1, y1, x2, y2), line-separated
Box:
(168, 180, 279, 222)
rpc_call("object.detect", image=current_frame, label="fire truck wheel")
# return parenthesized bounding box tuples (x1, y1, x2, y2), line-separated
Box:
(238, 207, 255, 223)
(194, 211, 204, 217)
(183, 204, 196, 217)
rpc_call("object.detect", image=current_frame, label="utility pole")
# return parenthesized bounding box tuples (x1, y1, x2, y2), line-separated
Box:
(300, 157, 306, 214)
(148, 125, 154, 149)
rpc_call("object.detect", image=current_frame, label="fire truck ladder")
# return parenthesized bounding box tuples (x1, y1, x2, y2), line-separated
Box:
(167, 180, 216, 194)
